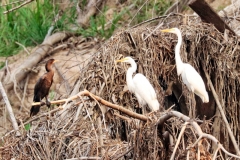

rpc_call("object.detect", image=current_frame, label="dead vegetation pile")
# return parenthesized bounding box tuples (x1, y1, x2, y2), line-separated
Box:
(1, 14, 240, 159)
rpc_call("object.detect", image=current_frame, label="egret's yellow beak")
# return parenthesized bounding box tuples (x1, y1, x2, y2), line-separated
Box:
(161, 28, 174, 33)
(116, 57, 128, 63)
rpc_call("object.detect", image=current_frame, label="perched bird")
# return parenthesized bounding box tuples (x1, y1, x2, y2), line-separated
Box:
(30, 59, 58, 116)
(116, 57, 159, 113)
(161, 28, 209, 103)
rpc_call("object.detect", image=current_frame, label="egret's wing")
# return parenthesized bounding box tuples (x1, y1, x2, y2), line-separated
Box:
(134, 92, 146, 106)
(182, 64, 206, 92)
(133, 73, 157, 100)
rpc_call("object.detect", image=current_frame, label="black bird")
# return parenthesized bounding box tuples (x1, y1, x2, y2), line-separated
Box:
(30, 59, 57, 117)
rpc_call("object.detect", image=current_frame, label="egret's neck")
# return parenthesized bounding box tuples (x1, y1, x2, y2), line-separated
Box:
(126, 61, 137, 93)
(175, 32, 184, 76)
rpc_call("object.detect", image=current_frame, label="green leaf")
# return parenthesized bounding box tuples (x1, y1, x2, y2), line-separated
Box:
(24, 123, 31, 131)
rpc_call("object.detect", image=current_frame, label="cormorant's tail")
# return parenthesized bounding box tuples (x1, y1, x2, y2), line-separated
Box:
(30, 105, 41, 117)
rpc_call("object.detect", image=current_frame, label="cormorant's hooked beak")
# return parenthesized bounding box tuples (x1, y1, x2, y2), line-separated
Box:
(53, 60, 59, 63)
(161, 28, 175, 33)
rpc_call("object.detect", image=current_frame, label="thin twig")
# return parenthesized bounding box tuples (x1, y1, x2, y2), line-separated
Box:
(24, 107, 62, 125)
(20, 75, 29, 111)
(0, 0, 25, 7)
(170, 122, 189, 160)
(113, 146, 134, 160)
(85, 105, 99, 157)
(3, 0, 34, 14)
(212, 146, 220, 160)
(97, 117, 104, 156)
(54, 63, 71, 95)
(128, 0, 149, 26)
(65, 157, 101, 160)
(15, 41, 31, 55)
(114, 113, 132, 122)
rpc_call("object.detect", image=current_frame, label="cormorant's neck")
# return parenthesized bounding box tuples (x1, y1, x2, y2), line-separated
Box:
(46, 64, 54, 72)
(126, 60, 137, 93)
(46, 67, 54, 78)
(175, 31, 184, 76)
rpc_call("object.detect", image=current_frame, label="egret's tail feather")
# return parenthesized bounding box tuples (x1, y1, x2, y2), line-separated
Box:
(149, 99, 160, 111)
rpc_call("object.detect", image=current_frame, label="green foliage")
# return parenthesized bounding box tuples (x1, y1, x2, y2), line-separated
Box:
(0, 62, 5, 69)
(133, 0, 173, 24)
(76, 0, 173, 38)
(0, 0, 173, 57)
(0, 0, 66, 57)
(24, 123, 31, 131)
(76, 6, 127, 39)
(49, 90, 55, 101)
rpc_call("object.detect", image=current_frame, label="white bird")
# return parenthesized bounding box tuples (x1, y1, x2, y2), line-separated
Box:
(161, 28, 209, 103)
(116, 57, 160, 112)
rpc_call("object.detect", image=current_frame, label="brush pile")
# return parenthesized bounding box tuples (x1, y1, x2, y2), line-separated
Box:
(1, 14, 240, 159)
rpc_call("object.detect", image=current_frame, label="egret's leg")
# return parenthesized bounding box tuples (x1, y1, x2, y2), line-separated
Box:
(188, 93, 195, 118)
(191, 92, 196, 118)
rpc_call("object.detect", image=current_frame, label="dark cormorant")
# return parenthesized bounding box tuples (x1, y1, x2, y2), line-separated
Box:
(30, 59, 57, 116)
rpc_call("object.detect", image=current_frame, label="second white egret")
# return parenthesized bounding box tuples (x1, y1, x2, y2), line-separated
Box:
(116, 57, 160, 112)
(161, 28, 209, 103)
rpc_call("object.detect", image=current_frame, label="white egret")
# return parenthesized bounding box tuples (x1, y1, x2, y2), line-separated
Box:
(161, 28, 209, 103)
(116, 57, 160, 112)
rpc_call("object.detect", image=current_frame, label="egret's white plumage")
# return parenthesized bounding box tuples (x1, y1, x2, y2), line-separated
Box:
(161, 28, 209, 103)
(116, 57, 159, 111)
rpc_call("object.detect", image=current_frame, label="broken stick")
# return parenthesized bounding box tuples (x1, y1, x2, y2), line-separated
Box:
(189, 0, 236, 35)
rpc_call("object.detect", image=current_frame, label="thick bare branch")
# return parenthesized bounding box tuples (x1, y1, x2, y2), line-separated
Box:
(3, 32, 71, 93)
(0, 82, 20, 136)
(188, 0, 236, 35)
(32, 90, 149, 121)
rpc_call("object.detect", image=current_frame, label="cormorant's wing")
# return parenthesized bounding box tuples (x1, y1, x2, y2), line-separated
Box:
(33, 74, 47, 102)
